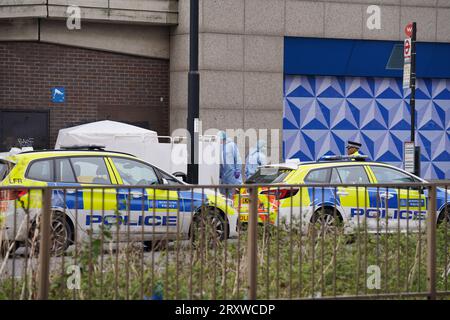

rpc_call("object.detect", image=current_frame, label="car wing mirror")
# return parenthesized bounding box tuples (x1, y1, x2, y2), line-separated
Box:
(172, 172, 187, 183)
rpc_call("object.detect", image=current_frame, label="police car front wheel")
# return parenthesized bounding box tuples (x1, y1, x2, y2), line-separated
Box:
(438, 206, 450, 225)
(308, 208, 343, 237)
(191, 207, 228, 243)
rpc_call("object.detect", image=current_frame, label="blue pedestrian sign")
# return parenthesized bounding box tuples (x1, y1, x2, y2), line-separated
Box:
(51, 87, 65, 103)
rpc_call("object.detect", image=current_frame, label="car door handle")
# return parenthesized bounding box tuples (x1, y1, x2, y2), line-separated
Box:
(336, 191, 349, 196)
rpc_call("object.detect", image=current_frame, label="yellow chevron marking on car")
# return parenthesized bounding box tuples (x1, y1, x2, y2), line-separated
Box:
(82, 188, 118, 211)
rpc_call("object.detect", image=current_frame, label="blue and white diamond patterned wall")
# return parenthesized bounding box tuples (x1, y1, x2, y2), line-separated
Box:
(283, 75, 450, 180)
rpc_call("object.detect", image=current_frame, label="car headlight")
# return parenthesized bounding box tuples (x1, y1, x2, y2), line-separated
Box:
(226, 199, 234, 208)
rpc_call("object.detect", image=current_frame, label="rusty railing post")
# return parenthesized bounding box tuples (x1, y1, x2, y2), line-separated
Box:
(38, 188, 52, 300)
(248, 187, 258, 300)
(426, 184, 437, 300)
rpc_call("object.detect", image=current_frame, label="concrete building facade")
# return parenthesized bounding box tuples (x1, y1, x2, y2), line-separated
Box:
(170, 0, 450, 179)
(1, 0, 450, 177)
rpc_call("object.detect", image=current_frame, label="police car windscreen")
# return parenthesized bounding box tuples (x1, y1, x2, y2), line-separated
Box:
(0, 160, 14, 182)
(246, 168, 292, 184)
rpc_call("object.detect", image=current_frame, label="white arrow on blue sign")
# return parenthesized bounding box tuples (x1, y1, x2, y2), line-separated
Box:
(51, 87, 65, 103)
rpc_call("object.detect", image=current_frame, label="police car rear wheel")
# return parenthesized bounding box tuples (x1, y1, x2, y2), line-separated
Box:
(28, 212, 73, 256)
(0, 241, 19, 258)
(0, 241, 7, 257)
(50, 214, 73, 255)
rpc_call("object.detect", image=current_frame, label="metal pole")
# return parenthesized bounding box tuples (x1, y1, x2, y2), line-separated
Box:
(409, 22, 421, 177)
(410, 22, 416, 143)
(38, 188, 52, 300)
(248, 187, 258, 300)
(426, 185, 437, 300)
(186, 0, 200, 184)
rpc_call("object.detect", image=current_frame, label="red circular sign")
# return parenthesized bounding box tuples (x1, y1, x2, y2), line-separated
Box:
(405, 23, 413, 37)
(405, 40, 411, 54)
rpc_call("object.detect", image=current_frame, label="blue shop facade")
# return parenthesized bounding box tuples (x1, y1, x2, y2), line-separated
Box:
(283, 37, 450, 180)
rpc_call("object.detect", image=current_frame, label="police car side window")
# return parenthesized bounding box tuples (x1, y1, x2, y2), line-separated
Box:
(55, 158, 76, 183)
(0, 161, 14, 182)
(70, 157, 112, 185)
(370, 166, 415, 183)
(304, 168, 330, 183)
(336, 166, 369, 184)
(330, 168, 342, 183)
(112, 158, 159, 186)
(27, 159, 53, 182)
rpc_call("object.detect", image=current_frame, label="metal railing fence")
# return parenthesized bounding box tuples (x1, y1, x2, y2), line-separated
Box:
(0, 182, 448, 300)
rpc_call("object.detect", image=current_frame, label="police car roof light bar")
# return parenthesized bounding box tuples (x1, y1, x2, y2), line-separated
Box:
(60, 145, 106, 151)
(320, 155, 368, 162)
(18, 147, 136, 158)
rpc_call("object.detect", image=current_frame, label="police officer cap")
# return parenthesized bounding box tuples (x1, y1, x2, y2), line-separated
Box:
(347, 141, 362, 149)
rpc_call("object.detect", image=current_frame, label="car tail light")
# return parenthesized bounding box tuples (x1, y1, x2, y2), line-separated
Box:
(260, 188, 299, 200)
(259, 213, 268, 222)
(0, 189, 28, 201)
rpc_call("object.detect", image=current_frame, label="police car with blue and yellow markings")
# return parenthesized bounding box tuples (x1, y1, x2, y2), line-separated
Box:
(0, 148, 238, 254)
(236, 156, 450, 234)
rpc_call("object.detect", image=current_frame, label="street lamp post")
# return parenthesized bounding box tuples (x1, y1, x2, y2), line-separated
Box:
(186, 0, 199, 184)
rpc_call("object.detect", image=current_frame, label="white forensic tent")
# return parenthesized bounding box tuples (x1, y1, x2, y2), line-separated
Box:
(55, 120, 159, 154)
